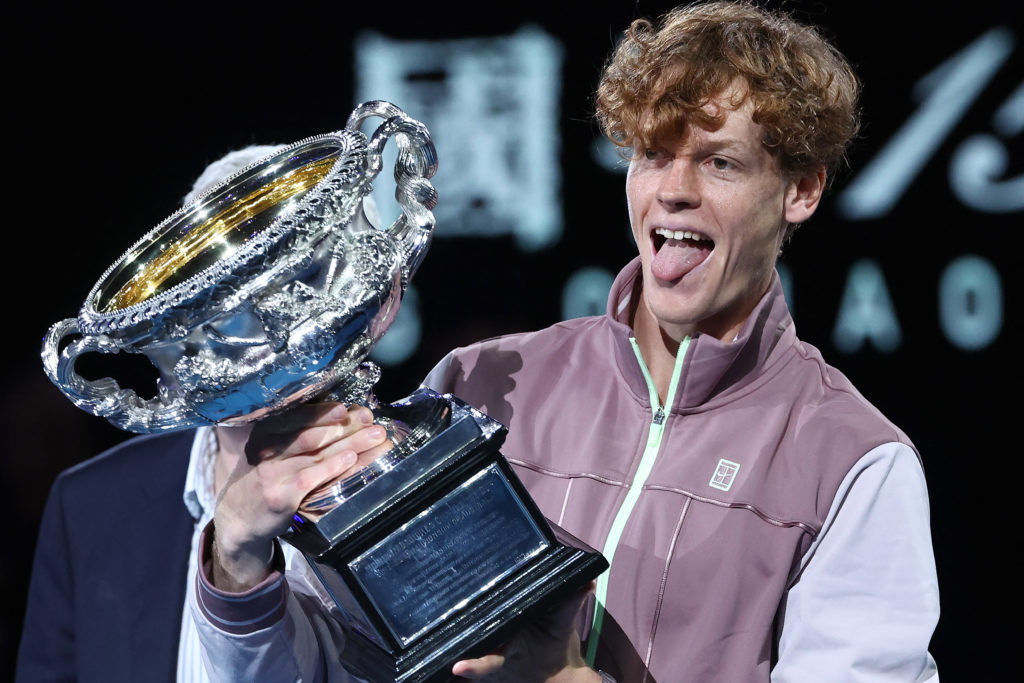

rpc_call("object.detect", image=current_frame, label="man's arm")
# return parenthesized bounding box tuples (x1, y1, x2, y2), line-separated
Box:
(191, 524, 367, 682)
(211, 403, 388, 591)
(193, 402, 387, 682)
(772, 442, 941, 682)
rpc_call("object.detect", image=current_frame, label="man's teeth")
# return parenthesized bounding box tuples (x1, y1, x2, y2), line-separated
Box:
(655, 228, 711, 243)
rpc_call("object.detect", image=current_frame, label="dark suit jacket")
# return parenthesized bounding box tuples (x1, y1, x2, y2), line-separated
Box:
(16, 429, 196, 683)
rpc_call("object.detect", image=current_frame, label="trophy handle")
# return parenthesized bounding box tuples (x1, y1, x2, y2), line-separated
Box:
(346, 101, 438, 288)
(42, 318, 198, 432)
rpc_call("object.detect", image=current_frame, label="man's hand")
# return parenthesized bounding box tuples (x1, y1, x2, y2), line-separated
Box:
(211, 403, 389, 591)
(451, 584, 601, 683)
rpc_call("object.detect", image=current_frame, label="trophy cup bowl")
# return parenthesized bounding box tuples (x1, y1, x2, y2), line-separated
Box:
(42, 102, 607, 682)
(43, 101, 438, 433)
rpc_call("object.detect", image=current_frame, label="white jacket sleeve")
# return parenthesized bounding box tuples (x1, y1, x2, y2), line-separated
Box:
(189, 525, 367, 683)
(772, 442, 941, 682)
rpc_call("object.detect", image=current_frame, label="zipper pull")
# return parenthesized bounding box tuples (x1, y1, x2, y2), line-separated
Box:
(653, 407, 665, 425)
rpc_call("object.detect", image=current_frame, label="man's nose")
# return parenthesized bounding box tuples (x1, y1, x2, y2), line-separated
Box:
(657, 162, 700, 210)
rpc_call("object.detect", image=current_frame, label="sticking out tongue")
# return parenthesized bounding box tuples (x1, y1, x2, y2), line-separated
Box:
(651, 236, 713, 281)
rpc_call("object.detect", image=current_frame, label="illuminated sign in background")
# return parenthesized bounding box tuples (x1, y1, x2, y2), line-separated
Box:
(2, 2, 1019, 680)
(351, 20, 1021, 371)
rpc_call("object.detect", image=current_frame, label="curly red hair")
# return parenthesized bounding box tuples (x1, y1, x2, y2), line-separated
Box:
(596, 1, 860, 181)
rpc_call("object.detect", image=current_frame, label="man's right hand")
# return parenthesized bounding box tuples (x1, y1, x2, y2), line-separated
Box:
(451, 583, 600, 683)
(211, 403, 389, 591)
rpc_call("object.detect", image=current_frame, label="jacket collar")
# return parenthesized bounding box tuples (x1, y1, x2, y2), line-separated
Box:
(605, 256, 796, 411)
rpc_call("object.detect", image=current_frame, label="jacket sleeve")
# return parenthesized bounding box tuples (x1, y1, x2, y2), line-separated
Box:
(16, 475, 76, 683)
(190, 524, 367, 683)
(772, 442, 941, 682)
(422, 350, 457, 393)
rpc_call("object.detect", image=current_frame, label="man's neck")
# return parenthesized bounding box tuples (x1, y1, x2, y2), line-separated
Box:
(631, 301, 687, 406)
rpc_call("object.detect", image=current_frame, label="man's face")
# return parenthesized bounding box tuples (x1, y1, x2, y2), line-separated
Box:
(626, 87, 820, 342)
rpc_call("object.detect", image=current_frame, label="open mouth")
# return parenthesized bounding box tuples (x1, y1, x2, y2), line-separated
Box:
(650, 228, 715, 280)
(652, 228, 715, 251)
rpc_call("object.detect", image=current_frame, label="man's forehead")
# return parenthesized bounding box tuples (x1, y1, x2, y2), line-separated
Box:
(638, 77, 760, 145)
(650, 96, 762, 150)
(703, 79, 753, 112)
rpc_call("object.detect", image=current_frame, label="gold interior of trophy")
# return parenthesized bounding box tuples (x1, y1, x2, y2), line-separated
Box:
(97, 151, 339, 313)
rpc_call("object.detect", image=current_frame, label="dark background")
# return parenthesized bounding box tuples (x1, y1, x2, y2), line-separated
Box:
(2, 1, 1021, 680)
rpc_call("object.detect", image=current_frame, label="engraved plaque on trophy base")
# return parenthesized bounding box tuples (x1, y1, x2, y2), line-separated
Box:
(284, 390, 608, 683)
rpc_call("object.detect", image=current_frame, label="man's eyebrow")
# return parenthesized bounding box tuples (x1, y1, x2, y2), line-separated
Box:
(697, 136, 757, 155)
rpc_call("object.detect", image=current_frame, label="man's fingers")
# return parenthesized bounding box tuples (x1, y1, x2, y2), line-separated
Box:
(322, 423, 389, 463)
(295, 447, 360, 490)
(252, 447, 357, 513)
(451, 653, 506, 678)
(249, 407, 382, 462)
(254, 403, 374, 438)
(292, 425, 339, 455)
(283, 423, 387, 491)
(257, 402, 352, 434)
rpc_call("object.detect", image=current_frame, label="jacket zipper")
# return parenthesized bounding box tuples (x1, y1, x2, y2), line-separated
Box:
(585, 336, 690, 666)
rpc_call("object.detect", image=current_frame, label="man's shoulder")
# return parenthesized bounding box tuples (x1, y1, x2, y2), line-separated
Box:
(448, 315, 613, 362)
(781, 337, 915, 453)
(58, 429, 196, 495)
(424, 316, 622, 425)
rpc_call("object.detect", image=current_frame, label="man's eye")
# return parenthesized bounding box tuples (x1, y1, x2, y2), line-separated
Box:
(711, 157, 732, 171)
(644, 148, 662, 160)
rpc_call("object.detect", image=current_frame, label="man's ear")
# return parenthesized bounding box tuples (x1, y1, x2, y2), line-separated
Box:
(784, 166, 826, 225)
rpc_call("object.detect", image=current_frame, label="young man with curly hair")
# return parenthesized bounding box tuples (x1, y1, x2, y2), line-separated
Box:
(193, 3, 941, 681)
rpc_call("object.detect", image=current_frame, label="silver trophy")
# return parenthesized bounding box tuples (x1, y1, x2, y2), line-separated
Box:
(42, 102, 606, 683)
(43, 101, 436, 435)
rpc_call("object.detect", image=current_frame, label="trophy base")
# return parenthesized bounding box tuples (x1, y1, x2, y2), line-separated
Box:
(284, 389, 608, 683)
(342, 527, 604, 683)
